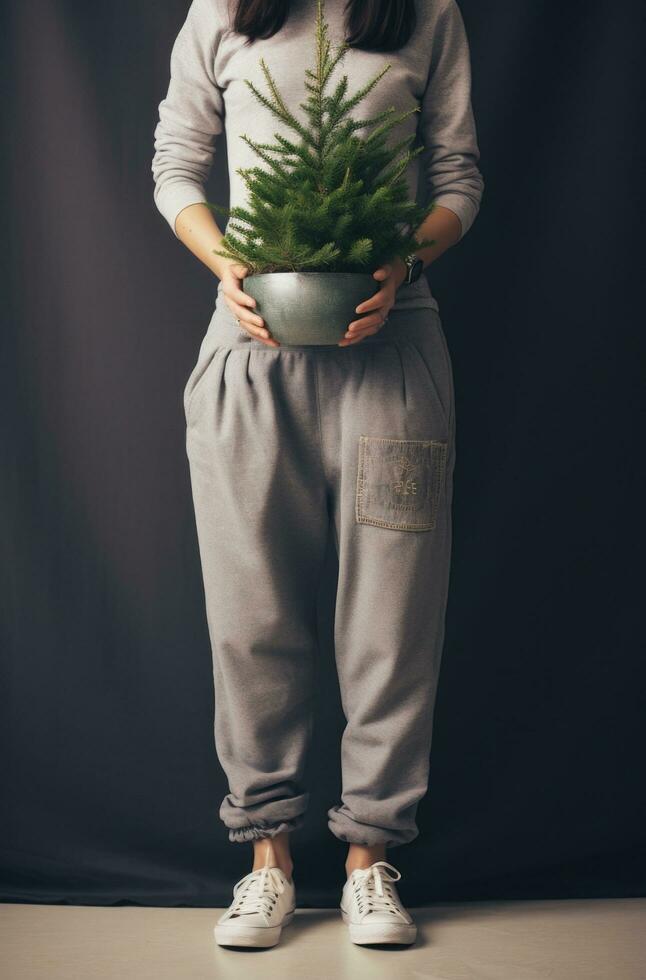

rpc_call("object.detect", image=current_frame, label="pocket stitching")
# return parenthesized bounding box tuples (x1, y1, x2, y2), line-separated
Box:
(355, 435, 448, 531)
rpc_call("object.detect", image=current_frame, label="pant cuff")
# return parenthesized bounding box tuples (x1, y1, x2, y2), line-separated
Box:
(228, 813, 306, 843)
(327, 805, 419, 849)
(221, 790, 309, 843)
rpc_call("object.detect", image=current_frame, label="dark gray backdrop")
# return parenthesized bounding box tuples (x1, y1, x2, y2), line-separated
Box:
(2, 0, 644, 906)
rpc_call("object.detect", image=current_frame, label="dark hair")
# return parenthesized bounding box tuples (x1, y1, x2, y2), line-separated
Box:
(231, 0, 417, 52)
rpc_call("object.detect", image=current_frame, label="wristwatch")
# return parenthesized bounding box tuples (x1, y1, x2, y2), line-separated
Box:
(403, 252, 424, 284)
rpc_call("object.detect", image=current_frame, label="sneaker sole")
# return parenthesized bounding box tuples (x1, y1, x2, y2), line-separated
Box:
(341, 908, 417, 945)
(214, 909, 294, 948)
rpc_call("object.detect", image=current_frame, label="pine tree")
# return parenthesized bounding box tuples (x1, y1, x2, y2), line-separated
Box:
(206, 0, 437, 275)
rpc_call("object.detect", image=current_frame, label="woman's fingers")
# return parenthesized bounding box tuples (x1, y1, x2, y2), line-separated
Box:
(339, 308, 390, 346)
(226, 296, 280, 348)
(355, 287, 390, 317)
(354, 263, 395, 315)
(222, 264, 262, 317)
(233, 307, 280, 347)
(221, 268, 259, 316)
(346, 309, 390, 332)
(368, 263, 392, 289)
(341, 261, 398, 345)
(220, 267, 280, 347)
(338, 324, 383, 346)
(227, 280, 258, 312)
(227, 298, 266, 332)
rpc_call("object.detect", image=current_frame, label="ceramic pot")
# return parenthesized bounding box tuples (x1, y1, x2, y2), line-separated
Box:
(242, 271, 380, 345)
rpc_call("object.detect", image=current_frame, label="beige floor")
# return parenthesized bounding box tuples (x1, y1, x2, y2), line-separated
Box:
(1, 898, 644, 980)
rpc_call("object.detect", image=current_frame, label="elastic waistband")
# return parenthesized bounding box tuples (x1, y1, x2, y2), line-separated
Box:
(208, 286, 442, 351)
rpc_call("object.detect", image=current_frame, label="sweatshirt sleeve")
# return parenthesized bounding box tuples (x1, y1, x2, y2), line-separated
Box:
(417, 0, 484, 241)
(151, 0, 227, 238)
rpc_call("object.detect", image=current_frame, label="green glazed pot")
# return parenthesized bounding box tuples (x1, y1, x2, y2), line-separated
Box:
(242, 271, 380, 345)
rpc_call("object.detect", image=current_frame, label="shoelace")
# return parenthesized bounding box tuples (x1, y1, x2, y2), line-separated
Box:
(350, 860, 408, 922)
(221, 866, 287, 924)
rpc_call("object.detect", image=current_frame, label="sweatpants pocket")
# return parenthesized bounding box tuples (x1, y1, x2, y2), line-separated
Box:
(355, 435, 448, 531)
(183, 346, 220, 426)
(406, 332, 452, 436)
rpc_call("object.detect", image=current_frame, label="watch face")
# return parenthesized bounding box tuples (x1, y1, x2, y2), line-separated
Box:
(409, 257, 424, 283)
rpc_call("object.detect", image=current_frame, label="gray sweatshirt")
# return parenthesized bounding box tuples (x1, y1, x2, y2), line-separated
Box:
(151, 0, 484, 314)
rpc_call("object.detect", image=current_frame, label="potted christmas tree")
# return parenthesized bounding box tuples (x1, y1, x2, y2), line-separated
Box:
(206, 0, 437, 346)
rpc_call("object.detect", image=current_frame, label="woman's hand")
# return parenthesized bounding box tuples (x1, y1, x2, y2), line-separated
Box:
(220, 261, 280, 348)
(338, 258, 408, 347)
(171, 205, 278, 348)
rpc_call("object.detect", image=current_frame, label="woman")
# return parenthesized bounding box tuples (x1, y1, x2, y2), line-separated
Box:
(152, 0, 483, 949)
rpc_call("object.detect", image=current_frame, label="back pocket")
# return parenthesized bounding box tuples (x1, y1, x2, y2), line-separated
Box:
(355, 435, 448, 531)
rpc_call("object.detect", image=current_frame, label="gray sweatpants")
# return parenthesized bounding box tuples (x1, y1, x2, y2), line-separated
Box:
(184, 298, 456, 848)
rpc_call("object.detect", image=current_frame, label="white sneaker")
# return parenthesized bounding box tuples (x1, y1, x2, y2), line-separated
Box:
(214, 865, 295, 948)
(341, 860, 417, 945)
